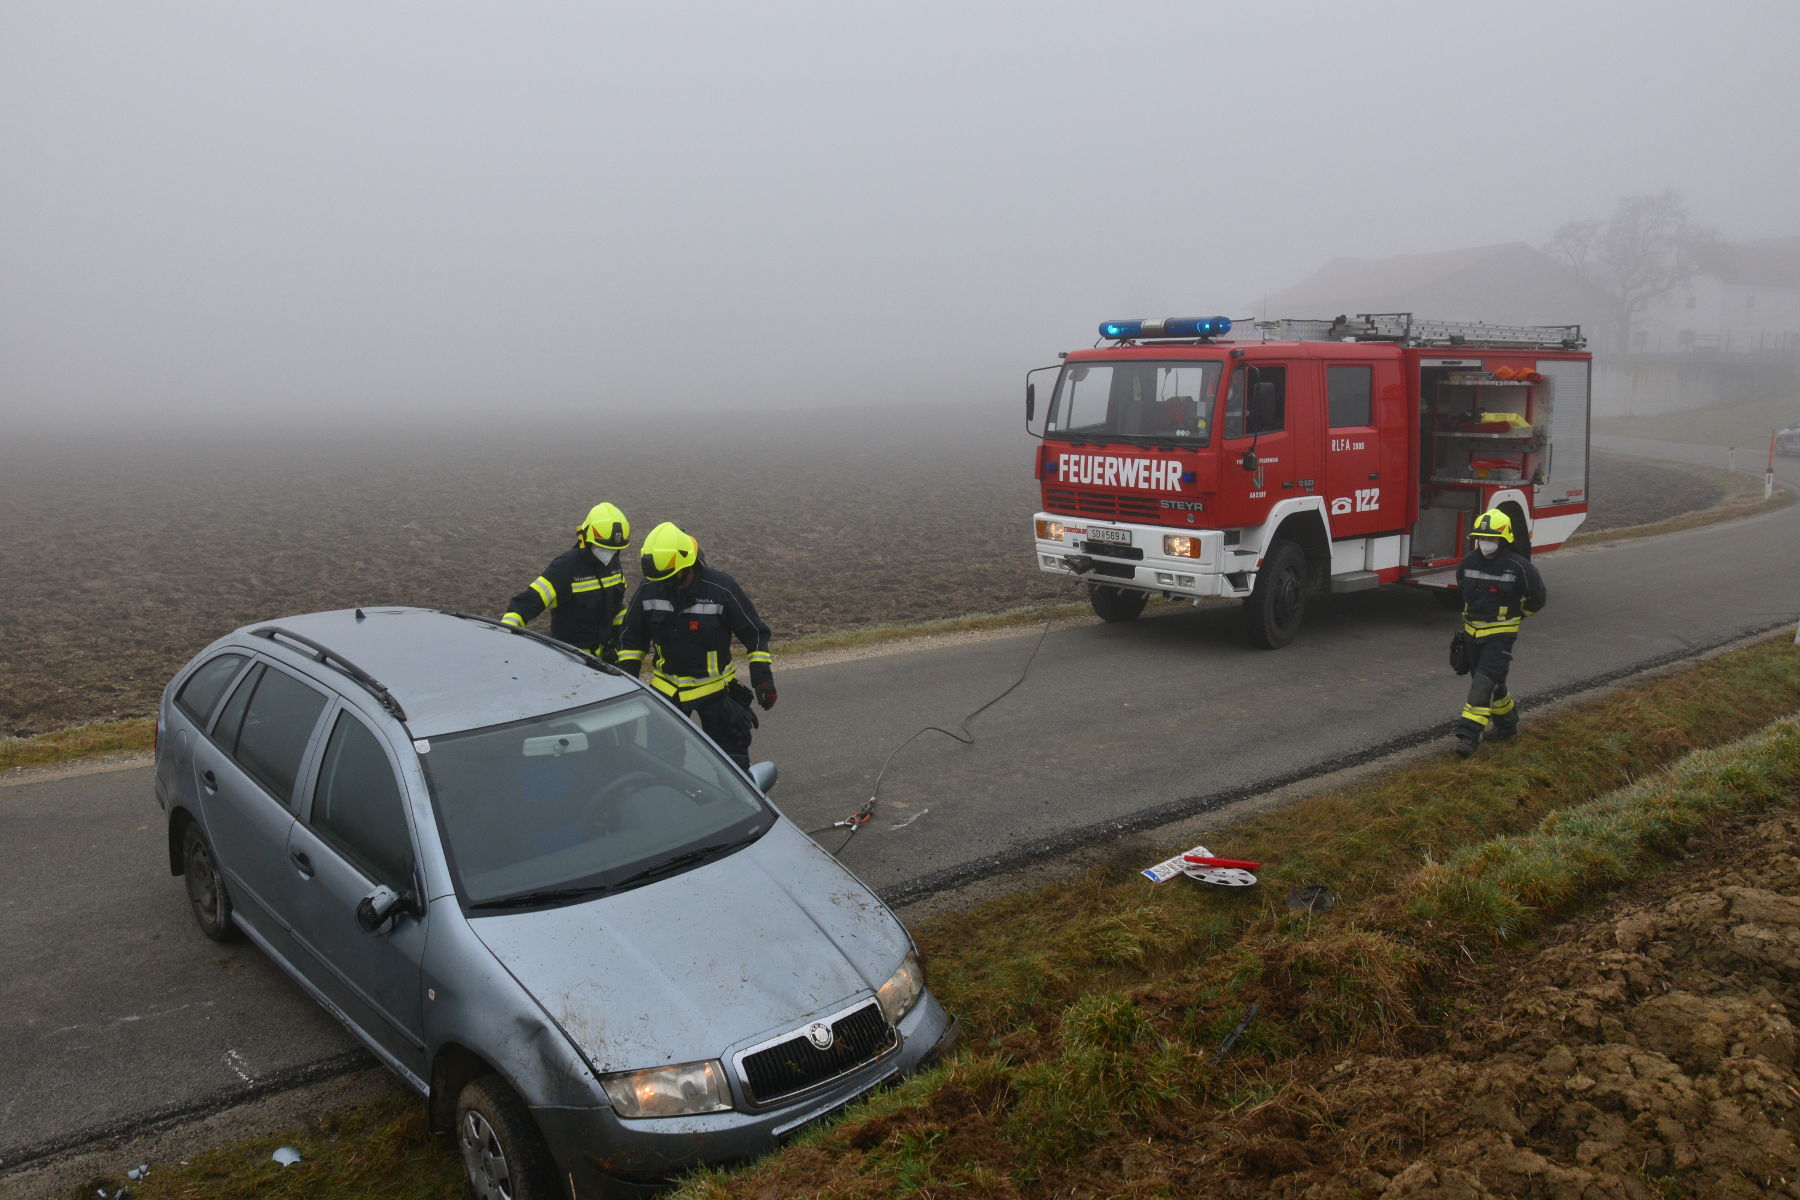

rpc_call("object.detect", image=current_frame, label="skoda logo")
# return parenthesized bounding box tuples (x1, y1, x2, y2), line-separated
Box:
(805, 1021, 835, 1050)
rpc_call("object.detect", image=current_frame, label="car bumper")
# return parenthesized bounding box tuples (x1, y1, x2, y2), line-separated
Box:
(537, 994, 959, 1195)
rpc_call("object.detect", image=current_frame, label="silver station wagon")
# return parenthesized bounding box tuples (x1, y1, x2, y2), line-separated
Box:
(154, 607, 957, 1199)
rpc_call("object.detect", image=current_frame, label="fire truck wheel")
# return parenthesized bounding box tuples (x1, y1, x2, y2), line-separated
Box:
(1089, 584, 1148, 623)
(1243, 540, 1308, 649)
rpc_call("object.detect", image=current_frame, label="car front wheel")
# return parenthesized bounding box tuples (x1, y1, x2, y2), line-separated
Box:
(456, 1076, 559, 1200)
(181, 821, 237, 942)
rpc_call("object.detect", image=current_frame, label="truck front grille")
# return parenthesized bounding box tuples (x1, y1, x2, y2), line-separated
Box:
(1046, 487, 1163, 522)
(736, 1001, 896, 1107)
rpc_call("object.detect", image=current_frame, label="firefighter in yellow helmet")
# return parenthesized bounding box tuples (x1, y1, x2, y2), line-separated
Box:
(1450, 508, 1547, 758)
(616, 521, 774, 769)
(500, 503, 631, 661)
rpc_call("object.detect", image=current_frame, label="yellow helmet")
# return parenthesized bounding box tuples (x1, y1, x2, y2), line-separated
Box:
(577, 502, 630, 550)
(1470, 508, 1514, 543)
(640, 521, 699, 582)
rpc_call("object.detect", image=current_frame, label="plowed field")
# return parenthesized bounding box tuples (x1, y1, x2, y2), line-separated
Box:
(0, 407, 1717, 737)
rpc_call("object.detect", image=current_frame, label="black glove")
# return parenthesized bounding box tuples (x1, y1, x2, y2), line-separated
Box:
(755, 679, 777, 710)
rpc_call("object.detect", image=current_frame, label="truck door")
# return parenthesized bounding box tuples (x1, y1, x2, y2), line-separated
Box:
(1319, 359, 1409, 537)
(1217, 362, 1320, 525)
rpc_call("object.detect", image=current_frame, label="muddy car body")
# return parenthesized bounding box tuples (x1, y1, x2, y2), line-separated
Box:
(154, 607, 956, 1197)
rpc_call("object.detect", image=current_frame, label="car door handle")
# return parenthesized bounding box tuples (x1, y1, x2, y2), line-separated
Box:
(201, 769, 218, 793)
(290, 851, 314, 879)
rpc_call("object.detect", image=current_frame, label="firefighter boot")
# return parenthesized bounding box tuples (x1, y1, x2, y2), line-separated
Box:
(1487, 694, 1518, 741)
(1453, 729, 1481, 759)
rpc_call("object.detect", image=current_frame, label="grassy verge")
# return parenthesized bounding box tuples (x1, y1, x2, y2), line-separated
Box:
(0, 716, 154, 773)
(1568, 453, 1792, 545)
(1593, 393, 1799, 448)
(86, 637, 1800, 1200)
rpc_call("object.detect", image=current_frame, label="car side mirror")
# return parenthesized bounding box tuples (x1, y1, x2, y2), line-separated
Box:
(356, 884, 408, 932)
(748, 761, 778, 793)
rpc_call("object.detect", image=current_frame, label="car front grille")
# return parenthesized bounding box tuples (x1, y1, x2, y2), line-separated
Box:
(1046, 487, 1164, 522)
(736, 1001, 896, 1107)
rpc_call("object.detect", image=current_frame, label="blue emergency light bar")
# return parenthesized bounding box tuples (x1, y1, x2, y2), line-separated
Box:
(1099, 316, 1233, 340)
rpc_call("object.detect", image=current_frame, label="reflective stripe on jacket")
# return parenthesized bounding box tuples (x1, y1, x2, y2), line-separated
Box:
(1456, 547, 1546, 638)
(502, 545, 626, 652)
(617, 564, 772, 704)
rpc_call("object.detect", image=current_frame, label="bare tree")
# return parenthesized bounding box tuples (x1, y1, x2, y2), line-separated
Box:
(1544, 190, 1715, 350)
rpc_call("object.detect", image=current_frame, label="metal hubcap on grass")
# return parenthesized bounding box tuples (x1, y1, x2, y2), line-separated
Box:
(460, 1110, 514, 1200)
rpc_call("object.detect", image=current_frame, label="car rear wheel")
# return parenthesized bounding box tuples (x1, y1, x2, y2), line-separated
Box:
(181, 821, 237, 942)
(1089, 584, 1148, 623)
(456, 1075, 559, 1200)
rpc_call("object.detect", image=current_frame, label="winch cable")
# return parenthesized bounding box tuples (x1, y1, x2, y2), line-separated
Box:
(810, 594, 1074, 856)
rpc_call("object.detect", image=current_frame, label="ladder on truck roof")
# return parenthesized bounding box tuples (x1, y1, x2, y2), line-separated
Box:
(1339, 312, 1585, 350)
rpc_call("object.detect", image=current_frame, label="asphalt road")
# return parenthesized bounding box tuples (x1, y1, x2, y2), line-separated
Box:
(4, 437, 1798, 1171)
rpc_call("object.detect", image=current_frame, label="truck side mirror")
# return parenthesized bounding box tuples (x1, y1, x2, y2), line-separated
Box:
(1240, 448, 1259, 472)
(1025, 382, 1036, 423)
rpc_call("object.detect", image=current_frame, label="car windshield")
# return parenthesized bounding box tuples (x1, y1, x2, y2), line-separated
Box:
(1046, 360, 1222, 447)
(421, 693, 775, 909)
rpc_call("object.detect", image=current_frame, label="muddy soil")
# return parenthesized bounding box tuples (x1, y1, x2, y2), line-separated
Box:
(1221, 809, 1800, 1199)
(0, 408, 1719, 737)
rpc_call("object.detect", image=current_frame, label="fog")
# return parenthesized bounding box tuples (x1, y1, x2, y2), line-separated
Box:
(4, 0, 1797, 435)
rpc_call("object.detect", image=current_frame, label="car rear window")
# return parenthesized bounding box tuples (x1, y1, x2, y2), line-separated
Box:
(175, 653, 248, 724)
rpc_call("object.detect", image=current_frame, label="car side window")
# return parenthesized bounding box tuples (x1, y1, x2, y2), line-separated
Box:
(231, 667, 329, 808)
(312, 711, 413, 888)
(175, 653, 248, 724)
(210, 663, 263, 746)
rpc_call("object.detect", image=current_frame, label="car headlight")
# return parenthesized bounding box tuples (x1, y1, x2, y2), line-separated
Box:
(1036, 519, 1066, 542)
(876, 953, 925, 1026)
(1164, 534, 1202, 559)
(599, 1059, 731, 1118)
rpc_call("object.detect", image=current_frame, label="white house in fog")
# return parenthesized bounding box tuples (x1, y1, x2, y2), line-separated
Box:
(1630, 236, 1800, 355)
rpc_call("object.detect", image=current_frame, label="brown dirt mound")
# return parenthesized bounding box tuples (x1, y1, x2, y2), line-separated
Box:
(1227, 811, 1800, 1199)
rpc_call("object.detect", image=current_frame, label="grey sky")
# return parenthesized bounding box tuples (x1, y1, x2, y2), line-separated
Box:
(4, 0, 1797, 432)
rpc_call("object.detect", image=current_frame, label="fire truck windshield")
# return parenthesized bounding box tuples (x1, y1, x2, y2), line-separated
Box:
(1045, 360, 1222, 447)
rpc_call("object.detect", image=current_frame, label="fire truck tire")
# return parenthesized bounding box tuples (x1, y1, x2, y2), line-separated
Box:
(1089, 584, 1148, 623)
(1243, 540, 1307, 649)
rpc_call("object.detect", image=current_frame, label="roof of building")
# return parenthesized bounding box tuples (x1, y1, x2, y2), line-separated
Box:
(1696, 236, 1800, 288)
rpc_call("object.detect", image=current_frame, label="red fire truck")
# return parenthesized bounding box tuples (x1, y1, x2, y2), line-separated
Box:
(1026, 313, 1591, 647)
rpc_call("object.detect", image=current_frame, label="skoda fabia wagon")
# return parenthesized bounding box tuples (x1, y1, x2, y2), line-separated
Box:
(155, 608, 957, 1198)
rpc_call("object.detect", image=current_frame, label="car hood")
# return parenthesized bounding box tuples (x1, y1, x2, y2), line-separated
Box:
(468, 820, 912, 1074)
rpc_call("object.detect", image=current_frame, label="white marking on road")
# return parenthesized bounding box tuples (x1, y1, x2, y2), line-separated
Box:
(47, 1000, 215, 1036)
(225, 1048, 253, 1083)
(889, 808, 930, 830)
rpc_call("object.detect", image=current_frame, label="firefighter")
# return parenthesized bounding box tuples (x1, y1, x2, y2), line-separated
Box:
(501, 502, 631, 660)
(1451, 508, 1547, 758)
(616, 521, 775, 770)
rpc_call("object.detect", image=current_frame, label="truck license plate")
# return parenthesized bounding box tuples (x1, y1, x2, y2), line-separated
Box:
(1086, 527, 1131, 545)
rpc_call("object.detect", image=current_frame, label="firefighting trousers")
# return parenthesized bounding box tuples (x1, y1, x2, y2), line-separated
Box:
(683, 693, 755, 770)
(1454, 634, 1518, 740)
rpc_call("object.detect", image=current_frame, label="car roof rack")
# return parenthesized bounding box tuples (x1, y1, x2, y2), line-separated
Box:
(250, 625, 409, 722)
(443, 611, 629, 679)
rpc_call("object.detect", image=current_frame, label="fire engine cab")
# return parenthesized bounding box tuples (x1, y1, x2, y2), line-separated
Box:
(1026, 313, 1590, 647)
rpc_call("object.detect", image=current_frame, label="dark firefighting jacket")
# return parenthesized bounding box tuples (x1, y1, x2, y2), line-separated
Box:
(616, 564, 773, 704)
(502, 545, 626, 652)
(1456, 545, 1546, 638)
